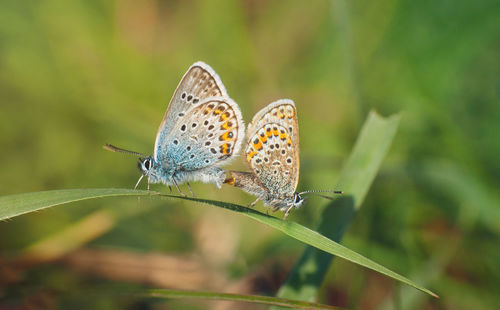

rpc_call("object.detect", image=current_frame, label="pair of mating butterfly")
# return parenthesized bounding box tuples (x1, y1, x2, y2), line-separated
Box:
(105, 62, 342, 218)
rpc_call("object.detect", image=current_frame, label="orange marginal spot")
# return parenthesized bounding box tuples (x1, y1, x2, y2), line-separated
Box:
(219, 111, 231, 122)
(213, 105, 225, 115)
(221, 121, 233, 130)
(287, 137, 293, 147)
(272, 127, 279, 136)
(253, 140, 263, 150)
(266, 128, 273, 137)
(260, 135, 267, 144)
(224, 177, 235, 185)
(204, 105, 215, 115)
(220, 143, 230, 154)
(247, 151, 258, 161)
(220, 131, 234, 141)
(280, 132, 287, 140)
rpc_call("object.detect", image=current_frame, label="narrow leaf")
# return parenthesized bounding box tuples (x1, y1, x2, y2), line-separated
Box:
(0, 188, 152, 221)
(274, 111, 438, 305)
(0, 186, 436, 297)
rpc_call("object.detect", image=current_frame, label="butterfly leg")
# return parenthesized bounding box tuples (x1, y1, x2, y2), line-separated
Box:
(284, 206, 294, 219)
(248, 197, 260, 208)
(173, 179, 186, 196)
(168, 186, 172, 193)
(265, 206, 278, 215)
(186, 182, 195, 197)
(134, 175, 144, 190)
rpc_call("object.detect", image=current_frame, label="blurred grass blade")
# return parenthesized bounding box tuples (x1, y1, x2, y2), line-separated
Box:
(0, 187, 436, 297)
(274, 111, 429, 305)
(144, 288, 343, 309)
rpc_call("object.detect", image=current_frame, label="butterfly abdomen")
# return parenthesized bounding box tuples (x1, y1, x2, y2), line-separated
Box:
(224, 171, 268, 198)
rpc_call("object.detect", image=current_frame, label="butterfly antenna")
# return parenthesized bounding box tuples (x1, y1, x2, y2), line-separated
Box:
(103, 144, 147, 157)
(299, 189, 344, 195)
(299, 190, 343, 201)
(303, 193, 337, 200)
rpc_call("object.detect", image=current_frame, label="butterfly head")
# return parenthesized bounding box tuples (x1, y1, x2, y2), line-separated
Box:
(137, 156, 154, 176)
(103, 144, 157, 189)
(292, 192, 305, 209)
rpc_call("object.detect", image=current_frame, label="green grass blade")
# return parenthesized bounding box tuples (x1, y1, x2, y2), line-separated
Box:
(274, 111, 437, 305)
(144, 288, 343, 309)
(166, 197, 438, 299)
(0, 186, 436, 297)
(0, 188, 152, 221)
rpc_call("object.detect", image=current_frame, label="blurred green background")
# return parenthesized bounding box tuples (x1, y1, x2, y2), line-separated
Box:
(1, 0, 499, 309)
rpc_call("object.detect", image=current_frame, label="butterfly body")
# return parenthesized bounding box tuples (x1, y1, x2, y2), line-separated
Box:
(226, 171, 304, 212)
(138, 156, 226, 188)
(106, 62, 244, 192)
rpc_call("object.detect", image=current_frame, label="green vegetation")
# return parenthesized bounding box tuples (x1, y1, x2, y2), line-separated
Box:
(1, 0, 499, 309)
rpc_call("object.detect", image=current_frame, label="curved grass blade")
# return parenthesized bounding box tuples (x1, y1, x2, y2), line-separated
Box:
(144, 288, 343, 309)
(0, 187, 436, 297)
(0, 188, 155, 221)
(273, 111, 434, 307)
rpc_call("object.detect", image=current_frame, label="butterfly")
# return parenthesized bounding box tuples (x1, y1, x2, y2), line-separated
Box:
(224, 99, 342, 218)
(104, 61, 245, 195)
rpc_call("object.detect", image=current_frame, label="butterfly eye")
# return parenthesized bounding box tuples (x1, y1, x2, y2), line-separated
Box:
(295, 194, 302, 204)
(144, 159, 151, 170)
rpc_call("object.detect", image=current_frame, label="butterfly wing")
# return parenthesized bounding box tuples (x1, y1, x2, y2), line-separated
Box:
(245, 99, 300, 196)
(157, 97, 245, 171)
(154, 61, 228, 161)
(246, 99, 299, 150)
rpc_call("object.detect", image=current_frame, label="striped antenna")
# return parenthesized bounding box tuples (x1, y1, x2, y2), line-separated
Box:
(103, 144, 147, 158)
(299, 189, 344, 201)
(299, 189, 344, 195)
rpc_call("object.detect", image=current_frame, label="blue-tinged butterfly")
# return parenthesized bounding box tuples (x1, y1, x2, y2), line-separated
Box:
(224, 99, 342, 218)
(105, 61, 245, 195)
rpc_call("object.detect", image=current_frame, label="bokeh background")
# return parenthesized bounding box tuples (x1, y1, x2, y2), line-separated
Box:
(1, 0, 499, 309)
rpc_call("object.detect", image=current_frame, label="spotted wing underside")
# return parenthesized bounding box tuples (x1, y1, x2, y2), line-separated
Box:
(157, 97, 245, 171)
(154, 61, 228, 160)
(244, 99, 300, 195)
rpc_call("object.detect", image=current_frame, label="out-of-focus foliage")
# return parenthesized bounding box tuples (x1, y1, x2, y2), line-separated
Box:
(0, 0, 499, 309)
